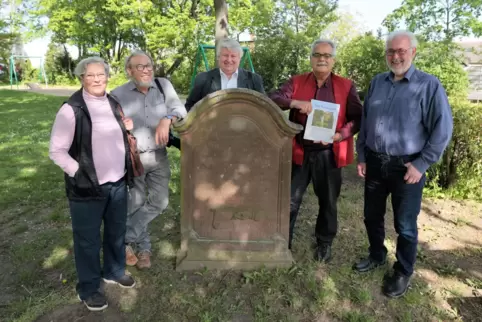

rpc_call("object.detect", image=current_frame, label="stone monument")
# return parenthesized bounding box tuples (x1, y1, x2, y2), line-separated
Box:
(173, 89, 302, 271)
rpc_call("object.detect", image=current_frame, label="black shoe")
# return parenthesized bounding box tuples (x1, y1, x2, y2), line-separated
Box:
(314, 244, 332, 263)
(382, 271, 411, 298)
(78, 292, 108, 311)
(352, 256, 386, 272)
(103, 274, 136, 288)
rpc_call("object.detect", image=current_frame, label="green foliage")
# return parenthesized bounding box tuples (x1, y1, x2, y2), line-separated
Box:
(336, 35, 470, 100)
(13, 58, 35, 82)
(320, 9, 370, 48)
(252, 0, 338, 91)
(335, 33, 386, 94)
(227, 0, 274, 38)
(169, 59, 194, 95)
(426, 101, 482, 200)
(44, 42, 76, 84)
(28, 0, 274, 78)
(415, 41, 469, 99)
(0, 33, 20, 65)
(107, 72, 128, 90)
(383, 0, 482, 41)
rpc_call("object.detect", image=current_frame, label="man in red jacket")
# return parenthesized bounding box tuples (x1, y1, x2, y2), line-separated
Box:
(269, 39, 363, 262)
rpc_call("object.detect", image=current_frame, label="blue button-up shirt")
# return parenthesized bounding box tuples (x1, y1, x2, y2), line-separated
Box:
(356, 64, 453, 173)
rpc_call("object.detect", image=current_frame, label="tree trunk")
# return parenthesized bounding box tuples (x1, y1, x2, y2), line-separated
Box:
(214, 0, 229, 67)
(214, 0, 229, 41)
(63, 44, 73, 77)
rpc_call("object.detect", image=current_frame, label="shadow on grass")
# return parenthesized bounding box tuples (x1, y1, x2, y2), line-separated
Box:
(1, 90, 481, 321)
(15, 157, 481, 322)
(0, 90, 68, 211)
(447, 297, 482, 322)
(421, 204, 482, 232)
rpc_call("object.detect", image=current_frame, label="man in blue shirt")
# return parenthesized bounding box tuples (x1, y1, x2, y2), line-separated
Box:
(354, 30, 453, 298)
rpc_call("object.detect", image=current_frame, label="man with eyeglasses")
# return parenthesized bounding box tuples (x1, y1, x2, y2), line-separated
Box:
(110, 50, 187, 270)
(269, 39, 363, 262)
(354, 30, 453, 298)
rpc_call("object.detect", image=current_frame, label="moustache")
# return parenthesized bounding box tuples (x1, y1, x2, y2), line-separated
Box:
(316, 63, 328, 66)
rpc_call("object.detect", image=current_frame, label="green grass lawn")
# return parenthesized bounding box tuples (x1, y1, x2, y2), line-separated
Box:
(0, 89, 481, 322)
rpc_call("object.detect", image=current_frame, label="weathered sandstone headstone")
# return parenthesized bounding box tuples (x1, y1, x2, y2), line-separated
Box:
(173, 89, 302, 271)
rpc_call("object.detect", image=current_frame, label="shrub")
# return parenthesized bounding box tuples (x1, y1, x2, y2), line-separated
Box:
(415, 41, 469, 99)
(335, 33, 386, 94)
(108, 73, 129, 90)
(170, 59, 196, 96)
(51, 73, 79, 86)
(425, 100, 482, 200)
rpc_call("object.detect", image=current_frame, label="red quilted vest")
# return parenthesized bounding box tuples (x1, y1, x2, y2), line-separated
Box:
(290, 72, 354, 168)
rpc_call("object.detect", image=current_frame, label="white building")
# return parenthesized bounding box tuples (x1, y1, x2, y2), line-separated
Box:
(456, 40, 482, 102)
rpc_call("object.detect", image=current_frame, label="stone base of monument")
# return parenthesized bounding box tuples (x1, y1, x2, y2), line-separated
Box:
(176, 233, 294, 271)
(173, 89, 303, 271)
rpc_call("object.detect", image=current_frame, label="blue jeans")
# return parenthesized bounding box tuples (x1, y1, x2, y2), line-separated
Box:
(363, 150, 425, 277)
(69, 178, 127, 300)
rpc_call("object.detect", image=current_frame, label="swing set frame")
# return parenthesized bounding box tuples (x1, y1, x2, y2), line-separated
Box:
(9, 55, 48, 89)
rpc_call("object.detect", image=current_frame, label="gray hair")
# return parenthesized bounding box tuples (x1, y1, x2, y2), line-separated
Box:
(386, 30, 418, 49)
(74, 56, 110, 80)
(216, 38, 244, 58)
(311, 39, 337, 57)
(124, 50, 154, 74)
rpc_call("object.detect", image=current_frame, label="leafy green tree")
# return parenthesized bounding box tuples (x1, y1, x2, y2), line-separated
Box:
(383, 0, 482, 41)
(253, 0, 338, 91)
(44, 41, 75, 84)
(320, 9, 369, 48)
(228, 0, 274, 39)
(335, 33, 386, 95)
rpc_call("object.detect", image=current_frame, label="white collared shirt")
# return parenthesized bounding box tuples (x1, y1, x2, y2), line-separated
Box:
(220, 68, 239, 89)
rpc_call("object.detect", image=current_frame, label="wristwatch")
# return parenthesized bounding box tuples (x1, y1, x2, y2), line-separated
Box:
(164, 115, 175, 124)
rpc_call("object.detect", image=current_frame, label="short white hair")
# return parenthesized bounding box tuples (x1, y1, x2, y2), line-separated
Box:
(216, 38, 243, 58)
(311, 39, 337, 57)
(386, 30, 418, 49)
(124, 50, 154, 74)
(74, 57, 110, 80)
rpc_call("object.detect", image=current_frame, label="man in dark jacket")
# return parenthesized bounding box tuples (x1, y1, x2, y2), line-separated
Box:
(185, 38, 265, 111)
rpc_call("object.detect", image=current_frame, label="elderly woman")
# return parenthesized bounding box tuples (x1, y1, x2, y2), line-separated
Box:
(49, 57, 136, 311)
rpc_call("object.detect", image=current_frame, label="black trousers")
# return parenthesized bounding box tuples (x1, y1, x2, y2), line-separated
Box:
(363, 149, 425, 276)
(289, 149, 342, 248)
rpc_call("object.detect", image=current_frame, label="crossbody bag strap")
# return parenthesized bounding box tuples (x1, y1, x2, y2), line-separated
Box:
(154, 78, 165, 97)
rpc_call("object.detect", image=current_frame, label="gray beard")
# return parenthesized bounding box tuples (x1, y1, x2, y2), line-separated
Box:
(131, 77, 152, 88)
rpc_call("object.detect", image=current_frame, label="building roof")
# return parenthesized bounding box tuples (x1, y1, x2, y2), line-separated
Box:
(468, 91, 482, 102)
(456, 40, 482, 65)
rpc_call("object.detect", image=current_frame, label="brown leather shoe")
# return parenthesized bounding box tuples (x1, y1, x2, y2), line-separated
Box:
(125, 245, 138, 266)
(136, 251, 151, 270)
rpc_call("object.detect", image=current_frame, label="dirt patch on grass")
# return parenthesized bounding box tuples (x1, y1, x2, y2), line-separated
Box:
(34, 303, 126, 322)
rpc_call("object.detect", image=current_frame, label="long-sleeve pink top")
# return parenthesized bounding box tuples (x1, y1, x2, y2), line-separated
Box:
(49, 90, 126, 185)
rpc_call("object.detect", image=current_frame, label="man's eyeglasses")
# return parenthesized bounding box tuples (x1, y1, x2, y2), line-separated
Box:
(386, 48, 411, 56)
(311, 53, 333, 59)
(134, 64, 154, 71)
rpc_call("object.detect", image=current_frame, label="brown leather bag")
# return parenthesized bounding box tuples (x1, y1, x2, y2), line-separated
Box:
(117, 105, 144, 177)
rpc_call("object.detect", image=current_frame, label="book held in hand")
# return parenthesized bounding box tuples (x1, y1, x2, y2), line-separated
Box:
(303, 99, 340, 143)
